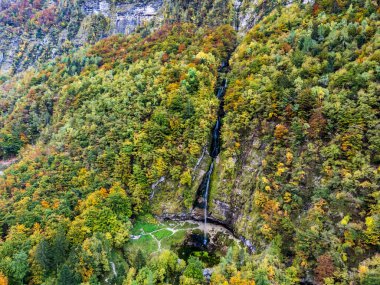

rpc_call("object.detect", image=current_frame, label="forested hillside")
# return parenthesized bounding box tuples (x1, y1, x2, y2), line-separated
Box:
(211, 0, 380, 283)
(0, 0, 291, 75)
(0, 0, 379, 284)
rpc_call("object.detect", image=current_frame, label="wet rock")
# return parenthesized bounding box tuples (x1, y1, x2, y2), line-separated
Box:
(192, 147, 207, 178)
(240, 236, 256, 253)
(152, 176, 165, 190)
(150, 176, 165, 199)
(191, 207, 205, 221)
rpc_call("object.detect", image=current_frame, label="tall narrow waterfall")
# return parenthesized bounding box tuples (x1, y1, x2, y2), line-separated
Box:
(203, 161, 214, 245)
(196, 65, 228, 246)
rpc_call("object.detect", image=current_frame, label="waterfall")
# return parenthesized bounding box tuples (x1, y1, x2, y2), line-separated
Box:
(203, 161, 214, 245)
(110, 261, 117, 277)
(234, 0, 242, 31)
(210, 118, 221, 158)
(199, 64, 228, 246)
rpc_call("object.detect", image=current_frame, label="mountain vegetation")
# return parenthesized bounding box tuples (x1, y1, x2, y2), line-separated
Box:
(0, 0, 378, 284)
(212, 1, 379, 283)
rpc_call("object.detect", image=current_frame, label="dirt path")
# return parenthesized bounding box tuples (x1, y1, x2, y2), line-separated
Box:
(132, 220, 240, 253)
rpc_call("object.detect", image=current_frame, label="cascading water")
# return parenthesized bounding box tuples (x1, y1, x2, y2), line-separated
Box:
(210, 118, 221, 158)
(203, 161, 214, 244)
(210, 79, 227, 158)
(196, 66, 228, 246)
(110, 262, 117, 277)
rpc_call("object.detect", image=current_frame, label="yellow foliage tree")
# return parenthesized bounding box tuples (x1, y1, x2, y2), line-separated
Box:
(0, 273, 8, 285)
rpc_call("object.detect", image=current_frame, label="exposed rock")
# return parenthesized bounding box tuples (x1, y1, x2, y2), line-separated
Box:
(192, 147, 207, 179)
(151, 176, 166, 190)
(0, 0, 300, 74)
(150, 176, 165, 199)
(113, 1, 163, 35)
(209, 200, 232, 222)
(0, 157, 17, 169)
(240, 236, 256, 253)
(158, 212, 192, 221)
(190, 207, 204, 221)
(81, 0, 163, 35)
(0, 0, 164, 74)
(203, 268, 214, 282)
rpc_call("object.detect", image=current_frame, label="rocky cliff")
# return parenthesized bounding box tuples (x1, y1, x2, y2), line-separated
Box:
(80, 0, 163, 35)
(0, 0, 297, 75)
(0, 0, 164, 74)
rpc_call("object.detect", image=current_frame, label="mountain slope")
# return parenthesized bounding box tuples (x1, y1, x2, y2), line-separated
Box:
(0, 22, 237, 284)
(0, 0, 293, 75)
(0, 0, 163, 74)
(0, 1, 379, 284)
(211, 0, 379, 281)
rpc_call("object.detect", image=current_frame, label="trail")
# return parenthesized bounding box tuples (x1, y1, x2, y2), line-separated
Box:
(133, 223, 186, 253)
(131, 220, 241, 253)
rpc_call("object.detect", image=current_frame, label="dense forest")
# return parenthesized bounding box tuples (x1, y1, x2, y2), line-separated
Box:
(0, 0, 379, 284)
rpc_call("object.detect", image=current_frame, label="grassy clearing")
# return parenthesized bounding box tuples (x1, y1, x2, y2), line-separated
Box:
(161, 230, 188, 250)
(127, 234, 158, 254)
(131, 221, 165, 235)
(153, 229, 173, 240)
(129, 219, 196, 253)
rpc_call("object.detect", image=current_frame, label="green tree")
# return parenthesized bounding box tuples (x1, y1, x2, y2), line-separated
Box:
(182, 256, 204, 284)
(57, 264, 81, 285)
(10, 251, 29, 284)
(134, 249, 146, 270)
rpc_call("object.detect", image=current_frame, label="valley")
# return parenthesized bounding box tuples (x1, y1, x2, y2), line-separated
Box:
(0, 1, 379, 284)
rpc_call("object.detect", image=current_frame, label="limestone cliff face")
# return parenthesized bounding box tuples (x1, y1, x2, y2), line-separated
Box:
(0, 0, 295, 75)
(0, 0, 164, 74)
(80, 0, 163, 35)
(208, 134, 268, 244)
